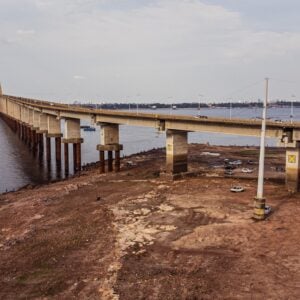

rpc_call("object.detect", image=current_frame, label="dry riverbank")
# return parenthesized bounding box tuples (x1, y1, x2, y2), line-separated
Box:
(0, 144, 299, 299)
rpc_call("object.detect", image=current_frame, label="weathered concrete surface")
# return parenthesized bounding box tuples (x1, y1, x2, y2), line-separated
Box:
(166, 129, 188, 173)
(47, 115, 61, 137)
(286, 147, 300, 192)
(63, 118, 81, 142)
(100, 124, 119, 145)
(0, 145, 299, 299)
(3, 94, 300, 139)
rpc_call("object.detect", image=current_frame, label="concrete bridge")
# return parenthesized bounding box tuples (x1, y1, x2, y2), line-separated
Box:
(1, 85, 300, 192)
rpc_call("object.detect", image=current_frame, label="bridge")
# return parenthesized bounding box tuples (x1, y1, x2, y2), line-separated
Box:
(1, 85, 300, 192)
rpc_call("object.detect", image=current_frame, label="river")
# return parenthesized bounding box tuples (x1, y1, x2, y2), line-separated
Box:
(0, 106, 297, 193)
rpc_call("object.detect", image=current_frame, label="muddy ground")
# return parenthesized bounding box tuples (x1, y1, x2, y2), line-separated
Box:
(0, 144, 299, 299)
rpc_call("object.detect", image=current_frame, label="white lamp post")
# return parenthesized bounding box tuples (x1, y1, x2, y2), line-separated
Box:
(253, 78, 269, 220)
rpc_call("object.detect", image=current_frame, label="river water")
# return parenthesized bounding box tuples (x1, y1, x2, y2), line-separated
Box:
(0, 106, 298, 193)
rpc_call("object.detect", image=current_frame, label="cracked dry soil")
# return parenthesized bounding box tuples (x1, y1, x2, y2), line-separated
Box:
(0, 145, 299, 299)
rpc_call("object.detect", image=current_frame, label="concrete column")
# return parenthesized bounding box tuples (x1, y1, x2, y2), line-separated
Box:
(115, 150, 121, 172)
(46, 137, 51, 164)
(27, 126, 31, 145)
(166, 129, 188, 174)
(47, 115, 61, 136)
(38, 133, 44, 156)
(55, 137, 62, 167)
(39, 114, 48, 132)
(46, 115, 62, 169)
(99, 151, 105, 173)
(286, 146, 300, 192)
(62, 118, 83, 173)
(33, 111, 41, 129)
(28, 109, 34, 127)
(107, 151, 113, 172)
(96, 123, 123, 173)
(64, 143, 69, 175)
(32, 129, 38, 154)
(72, 143, 82, 172)
(22, 107, 29, 125)
(101, 124, 119, 145)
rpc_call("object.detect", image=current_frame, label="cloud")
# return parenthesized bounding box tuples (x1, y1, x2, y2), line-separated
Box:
(1, 0, 300, 101)
(73, 75, 85, 80)
(17, 29, 35, 36)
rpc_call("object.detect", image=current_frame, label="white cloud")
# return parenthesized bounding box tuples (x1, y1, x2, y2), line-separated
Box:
(1, 0, 300, 102)
(17, 29, 35, 36)
(73, 75, 85, 80)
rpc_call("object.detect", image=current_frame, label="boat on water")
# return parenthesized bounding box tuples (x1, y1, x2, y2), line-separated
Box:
(83, 127, 96, 132)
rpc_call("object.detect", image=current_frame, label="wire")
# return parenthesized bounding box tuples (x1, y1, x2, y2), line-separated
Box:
(223, 80, 264, 99)
(269, 78, 299, 85)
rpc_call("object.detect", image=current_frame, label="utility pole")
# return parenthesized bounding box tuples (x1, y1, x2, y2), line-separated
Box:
(290, 94, 296, 124)
(253, 78, 269, 220)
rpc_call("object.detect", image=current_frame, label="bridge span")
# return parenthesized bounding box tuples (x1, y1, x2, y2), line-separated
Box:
(1, 86, 300, 192)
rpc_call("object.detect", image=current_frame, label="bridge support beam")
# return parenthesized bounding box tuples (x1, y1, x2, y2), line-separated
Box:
(286, 145, 300, 193)
(96, 124, 123, 173)
(62, 118, 83, 173)
(166, 129, 188, 174)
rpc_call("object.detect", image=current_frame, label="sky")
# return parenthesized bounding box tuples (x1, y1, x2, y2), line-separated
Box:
(0, 0, 300, 103)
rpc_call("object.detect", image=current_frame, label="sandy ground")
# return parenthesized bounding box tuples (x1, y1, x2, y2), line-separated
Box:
(0, 144, 299, 299)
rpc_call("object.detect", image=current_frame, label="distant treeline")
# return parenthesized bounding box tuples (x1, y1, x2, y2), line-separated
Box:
(75, 100, 300, 110)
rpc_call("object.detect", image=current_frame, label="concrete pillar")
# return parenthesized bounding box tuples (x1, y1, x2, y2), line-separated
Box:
(27, 126, 31, 145)
(62, 118, 83, 173)
(107, 151, 113, 172)
(166, 129, 188, 174)
(33, 111, 41, 129)
(101, 124, 119, 145)
(55, 137, 62, 167)
(286, 146, 300, 192)
(64, 143, 69, 175)
(28, 109, 34, 127)
(46, 137, 51, 164)
(32, 129, 38, 154)
(39, 114, 48, 132)
(73, 143, 81, 173)
(115, 150, 121, 172)
(99, 150, 105, 173)
(22, 107, 29, 124)
(96, 124, 123, 173)
(46, 115, 62, 169)
(47, 115, 61, 136)
(38, 133, 44, 156)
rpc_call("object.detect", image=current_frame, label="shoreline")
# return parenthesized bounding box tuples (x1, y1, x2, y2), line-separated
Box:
(1, 143, 285, 196)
